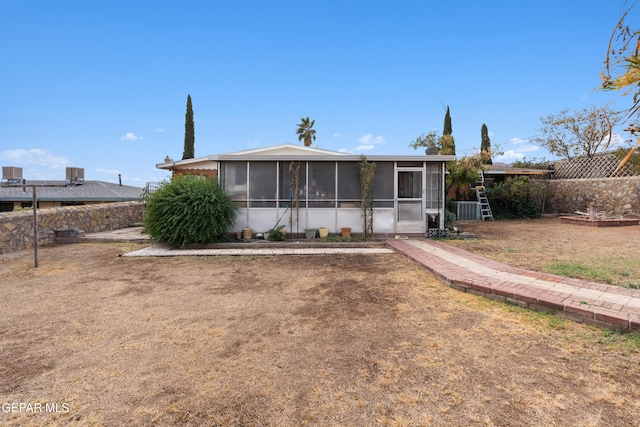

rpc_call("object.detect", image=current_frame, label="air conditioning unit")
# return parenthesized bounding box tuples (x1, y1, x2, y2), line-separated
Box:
(66, 167, 85, 185)
(2, 166, 23, 184)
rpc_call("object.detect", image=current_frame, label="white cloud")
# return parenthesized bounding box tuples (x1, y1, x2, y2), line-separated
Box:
(494, 145, 540, 162)
(332, 132, 340, 138)
(121, 132, 144, 141)
(605, 133, 626, 149)
(1, 148, 69, 169)
(156, 128, 165, 133)
(494, 150, 526, 162)
(357, 134, 385, 145)
(510, 137, 526, 144)
(337, 134, 386, 154)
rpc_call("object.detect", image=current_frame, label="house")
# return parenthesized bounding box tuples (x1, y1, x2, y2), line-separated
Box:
(483, 162, 553, 183)
(449, 162, 555, 221)
(157, 144, 454, 236)
(0, 166, 143, 212)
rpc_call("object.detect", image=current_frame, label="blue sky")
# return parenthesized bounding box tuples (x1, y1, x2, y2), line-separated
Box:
(0, 1, 633, 187)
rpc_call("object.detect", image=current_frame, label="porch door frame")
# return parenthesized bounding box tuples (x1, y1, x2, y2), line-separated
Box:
(395, 162, 426, 234)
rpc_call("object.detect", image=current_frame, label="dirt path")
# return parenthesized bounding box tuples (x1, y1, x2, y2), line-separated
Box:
(1, 231, 639, 425)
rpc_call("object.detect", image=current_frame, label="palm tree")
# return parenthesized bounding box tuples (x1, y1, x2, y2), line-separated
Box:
(296, 117, 316, 147)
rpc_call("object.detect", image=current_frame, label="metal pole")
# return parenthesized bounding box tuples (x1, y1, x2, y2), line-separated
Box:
(32, 186, 38, 268)
(1, 182, 71, 268)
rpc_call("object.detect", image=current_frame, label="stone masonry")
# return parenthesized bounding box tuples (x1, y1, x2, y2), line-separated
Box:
(0, 201, 144, 254)
(544, 176, 640, 216)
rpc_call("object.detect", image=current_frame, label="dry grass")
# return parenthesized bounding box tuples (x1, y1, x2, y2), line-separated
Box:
(0, 225, 639, 425)
(450, 217, 640, 287)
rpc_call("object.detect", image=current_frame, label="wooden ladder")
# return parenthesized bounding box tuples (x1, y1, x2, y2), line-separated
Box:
(476, 186, 494, 221)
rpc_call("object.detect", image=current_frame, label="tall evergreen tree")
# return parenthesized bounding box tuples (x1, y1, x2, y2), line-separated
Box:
(439, 106, 456, 155)
(443, 106, 452, 136)
(182, 94, 195, 160)
(481, 123, 492, 165)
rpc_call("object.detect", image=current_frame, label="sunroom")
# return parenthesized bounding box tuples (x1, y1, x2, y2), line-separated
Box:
(158, 144, 454, 237)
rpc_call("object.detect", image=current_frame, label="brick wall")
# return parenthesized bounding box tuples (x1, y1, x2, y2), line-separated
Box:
(544, 176, 640, 216)
(0, 201, 144, 254)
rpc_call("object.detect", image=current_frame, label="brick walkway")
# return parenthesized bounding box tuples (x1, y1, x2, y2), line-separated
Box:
(123, 245, 394, 257)
(386, 238, 640, 333)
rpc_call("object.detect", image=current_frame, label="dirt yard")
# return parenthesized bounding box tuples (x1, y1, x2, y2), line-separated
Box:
(1, 218, 640, 426)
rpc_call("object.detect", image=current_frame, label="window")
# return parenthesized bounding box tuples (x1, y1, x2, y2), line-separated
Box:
(397, 161, 423, 168)
(398, 171, 422, 198)
(221, 162, 247, 207)
(279, 161, 306, 207)
(249, 162, 277, 207)
(373, 162, 394, 207)
(308, 162, 336, 208)
(337, 162, 359, 206)
(426, 163, 441, 209)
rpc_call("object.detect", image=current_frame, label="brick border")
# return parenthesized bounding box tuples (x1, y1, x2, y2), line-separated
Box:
(386, 239, 639, 334)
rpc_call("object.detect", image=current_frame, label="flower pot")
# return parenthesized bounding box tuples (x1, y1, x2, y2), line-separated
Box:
(341, 227, 351, 238)
(242, 228, 252, 240)
(318, 227, 329, 238)
(304, 228, 318, 239)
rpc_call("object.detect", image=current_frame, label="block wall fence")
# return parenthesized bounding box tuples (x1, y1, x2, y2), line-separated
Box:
(542, 176, 640, 216)
(0, 178, 638, 254)
(0, 201, 144, 254)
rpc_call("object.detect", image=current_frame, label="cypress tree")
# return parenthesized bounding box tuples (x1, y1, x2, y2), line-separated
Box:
(443, 106, 452, 136)
(481, 123, 492, 165)
(182, 94, 195, 160)
(440, 106, 456, 155)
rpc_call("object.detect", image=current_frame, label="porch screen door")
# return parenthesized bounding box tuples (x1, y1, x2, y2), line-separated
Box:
(396, 170, 424, 233)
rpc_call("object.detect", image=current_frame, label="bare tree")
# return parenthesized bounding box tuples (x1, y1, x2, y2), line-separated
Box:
(533, 106, 623, 160)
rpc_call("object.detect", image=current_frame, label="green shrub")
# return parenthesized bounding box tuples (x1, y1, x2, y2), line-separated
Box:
(444, 208, 456, 230)
(267, 225, 286, 241)
(143, 174, 237, 246)
(485, 176, 547, 219)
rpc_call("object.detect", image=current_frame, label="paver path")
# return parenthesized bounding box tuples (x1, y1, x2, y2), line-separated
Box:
(123, 245, 393, 257)
(386, 238, 640, 333)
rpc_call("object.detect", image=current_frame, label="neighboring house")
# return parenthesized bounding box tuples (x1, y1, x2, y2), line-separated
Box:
(157, 144, 454, 236)
(0, 167, 143, 212)
(448, 163, 553, 221)
(483, 162, 553, 183)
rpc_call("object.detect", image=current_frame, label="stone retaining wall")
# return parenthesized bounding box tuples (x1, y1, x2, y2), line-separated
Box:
(0, 201, 144, 254)
(544, 176, 640, 216)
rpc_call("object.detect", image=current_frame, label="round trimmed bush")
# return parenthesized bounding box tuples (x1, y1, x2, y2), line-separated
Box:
(143, 174, 237, 246)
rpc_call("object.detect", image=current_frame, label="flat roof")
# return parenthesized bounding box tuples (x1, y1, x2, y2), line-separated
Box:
(157, 143, 455, 170)
(158, 154, 455, 170)
(0, 180, 143, 202)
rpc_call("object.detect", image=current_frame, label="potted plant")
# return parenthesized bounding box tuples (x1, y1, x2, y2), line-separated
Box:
(267, 225, 286, 241)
